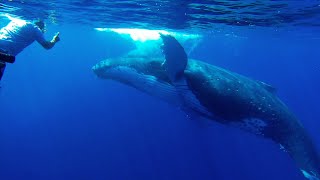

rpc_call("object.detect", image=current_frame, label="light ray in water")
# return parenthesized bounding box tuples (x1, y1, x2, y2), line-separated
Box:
(94, 28, 202, 42)
(94, 28, 203, 56)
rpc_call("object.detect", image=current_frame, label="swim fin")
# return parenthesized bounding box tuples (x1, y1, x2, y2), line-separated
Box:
(0, 52, 15, 63)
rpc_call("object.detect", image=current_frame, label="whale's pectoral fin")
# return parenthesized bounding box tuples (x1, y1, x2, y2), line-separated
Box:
(159, 33, 213, 121)
(159, 33, 188, 83)
(160, 33, 197, 115)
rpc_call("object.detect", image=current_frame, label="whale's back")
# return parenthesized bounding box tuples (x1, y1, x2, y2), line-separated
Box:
(185, 59, 285, 123)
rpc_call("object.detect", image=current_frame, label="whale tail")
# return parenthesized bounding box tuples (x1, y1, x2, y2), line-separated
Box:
(0, 51, 15, 63)
(291, 137, 320, 180)
(272, 115, 320, 180)
(301, 170, 320, 180)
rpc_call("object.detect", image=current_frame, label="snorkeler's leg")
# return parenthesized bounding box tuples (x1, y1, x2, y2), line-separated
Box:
(0, 52, 15, 63)
(0, 62, 6, 81)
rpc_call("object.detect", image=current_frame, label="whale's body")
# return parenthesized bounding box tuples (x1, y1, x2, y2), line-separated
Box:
(93, 36, 320, 179)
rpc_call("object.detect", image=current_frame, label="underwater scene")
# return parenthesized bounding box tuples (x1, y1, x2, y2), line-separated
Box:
(0, 1, 319, 180)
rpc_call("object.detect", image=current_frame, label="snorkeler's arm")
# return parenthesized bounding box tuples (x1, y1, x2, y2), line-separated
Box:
(2, 13, 25, 24)
(39, 32, 60, 49)
(3, 14, 16, 21)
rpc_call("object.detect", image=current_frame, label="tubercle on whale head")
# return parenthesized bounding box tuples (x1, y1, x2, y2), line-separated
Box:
(92, 58, 134, 72)
(92, 59, 113, 78)
(92, 58, 141, 86)
(92, 58, 134, 80)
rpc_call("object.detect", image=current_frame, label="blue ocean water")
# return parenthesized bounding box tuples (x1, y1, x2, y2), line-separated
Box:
(0, 1, 319, 180)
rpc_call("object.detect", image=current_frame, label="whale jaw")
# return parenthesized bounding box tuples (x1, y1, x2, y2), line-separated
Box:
(92, 58, 181, 105)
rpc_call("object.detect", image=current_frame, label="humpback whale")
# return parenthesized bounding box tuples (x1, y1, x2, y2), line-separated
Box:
(92, 34, 320, 180)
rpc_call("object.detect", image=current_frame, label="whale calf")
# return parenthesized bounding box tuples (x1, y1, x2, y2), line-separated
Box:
(92, 34, 320, 179)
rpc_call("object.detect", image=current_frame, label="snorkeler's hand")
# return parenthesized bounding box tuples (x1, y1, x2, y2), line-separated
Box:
(53, 32, 60, 43)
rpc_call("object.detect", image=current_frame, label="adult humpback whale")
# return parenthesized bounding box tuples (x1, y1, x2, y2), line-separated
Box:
(92, 34, 320, 180)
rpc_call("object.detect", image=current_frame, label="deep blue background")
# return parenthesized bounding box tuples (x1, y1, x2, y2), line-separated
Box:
(0, 25, 319, 180)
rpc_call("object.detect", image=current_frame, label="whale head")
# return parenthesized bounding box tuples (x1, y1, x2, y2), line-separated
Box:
(92, 57, 170, 85)
(92, 57, 181, 105)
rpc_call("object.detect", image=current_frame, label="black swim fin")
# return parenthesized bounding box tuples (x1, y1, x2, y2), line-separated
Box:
(0, 52, 15, 63)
